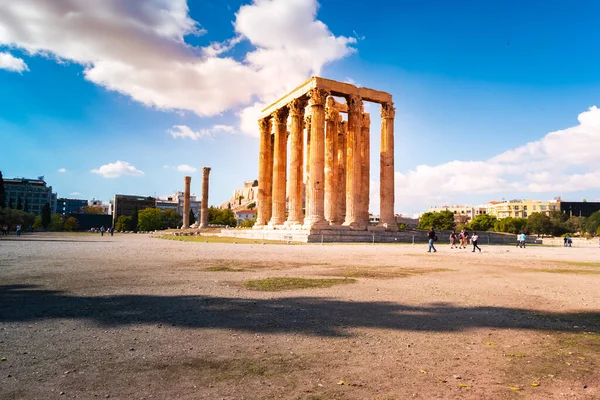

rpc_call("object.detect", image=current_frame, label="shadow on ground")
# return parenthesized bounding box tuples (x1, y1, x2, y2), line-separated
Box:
(1, 284, 598, 336)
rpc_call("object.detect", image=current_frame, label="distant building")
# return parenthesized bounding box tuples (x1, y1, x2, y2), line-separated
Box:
(428, 205, 487, 223)
(485, 199, 560, 219)
(156, 191, 201, 219)
(56, 198, 88, 216)
(223, 180, 259, 209)
(4, 177, 57, 215)
(235, 209, 256, 223)
(88, 199, 111, 215)
(113, 194, 156, 226)
(559, 201, 600, 218)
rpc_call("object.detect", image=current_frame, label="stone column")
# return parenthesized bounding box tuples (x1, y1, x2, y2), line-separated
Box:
(265, 127, 275, 224)
(200, 167, 211, 228)
(182, 175, 191, 228)
(343, 94, 364, 229)
(286, 97, 307, 226)
(324, 100, 338, 224)
(269, 107, 289, 226)
(304, 88, 329, 228)
(335, 120, 347, 224)
(379, 102, 398, 231)
(304, 114, 311, 218)
(255, 118, 272, 226)
(361, 113, 371, 225)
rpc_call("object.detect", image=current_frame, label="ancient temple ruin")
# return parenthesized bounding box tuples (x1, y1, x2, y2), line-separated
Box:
(254, 77, 397, 232)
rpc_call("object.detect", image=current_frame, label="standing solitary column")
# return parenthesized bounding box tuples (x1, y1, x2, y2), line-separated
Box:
(269, 107, 289, 226)
(361, 113, 371, 225)
(379, 102, 398, 231)
(255, 118, 272, 227)
(182, 176, 191, 228)
(286, 97, 307, 226)
(304, 114, 312, 219)
(200, 167, 211, 228)
(304, 88, 329, 228)
(335, 120, 347, 224)
(324, 101, 338, 224)
(343, 94, 364, 229)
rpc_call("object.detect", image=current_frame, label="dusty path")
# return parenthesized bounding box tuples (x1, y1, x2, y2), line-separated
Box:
(0, 233, 599, 399)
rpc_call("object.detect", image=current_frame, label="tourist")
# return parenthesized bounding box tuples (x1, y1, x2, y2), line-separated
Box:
(519, 232, 527, 248)
(100, 226, 105, 236)
(16, 224, 22, 237)
(449, 231, 457, 249)
(563, 236, 568, 247)
(109, 226, 114, 236)
(471, 231, 481, 252)
(427, 227, 437, 253)
(460, 229, 469, 249)
(516, 232, 522, 248)
(2, 225, 8, 236)
(567, 235, 573, 247)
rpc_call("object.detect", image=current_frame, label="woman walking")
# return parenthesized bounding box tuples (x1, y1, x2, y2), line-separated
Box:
(471, 231, 481, 252)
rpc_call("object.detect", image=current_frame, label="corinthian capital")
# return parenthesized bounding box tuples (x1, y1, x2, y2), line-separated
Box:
(308, 88, 329, 107)
(289, 97, 308, 117)
(272, 107, 289, 125)
(380, 102, 396, 119)
(346, 94, 363, 114)
(258, 117, 272, 134)
(325, 107, 339, 122)
(362, 113, 371, 127)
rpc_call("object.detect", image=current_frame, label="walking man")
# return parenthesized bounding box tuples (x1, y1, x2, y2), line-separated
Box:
(427, 227, 437, 253)
(471, 231, 481, 252)
(16, 224, 22, 237)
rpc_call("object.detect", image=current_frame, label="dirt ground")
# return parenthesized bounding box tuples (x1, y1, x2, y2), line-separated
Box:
(0, 233, 599, 400)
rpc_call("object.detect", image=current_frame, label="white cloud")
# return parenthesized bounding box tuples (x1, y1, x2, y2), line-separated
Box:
(0, 52, 28, 73)
(176, 164, 196, 173)
(58, 168, 67, 173)
(391, 106, 600, 213)
(168, 124, 235, 139)
(91, 161, 144, 179)
(69, 192, 82, 196)
(0, 0, 355, 134)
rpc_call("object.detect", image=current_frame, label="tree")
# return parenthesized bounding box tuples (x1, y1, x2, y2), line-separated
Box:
(163, 209, 182, 229)
(49, 214, 64, 231)
(188, 209, 196, 225)
(237, 195, 244, 205)
(208, 206, 237, 227)
(23, 198, 29, 213)
(115, 215, 132, 231)
(494, 217, 527, 234)
(567, 216, 587, 234)
(33, 215, 43, 230)
(130, 206, 139, 231)
(16, 197, 22, 210)
(63, 216, 79, 231)
(7, 197, 13, 209)
(137, 208, 162, 231)
(585, 211, 600, 235)
(0, 171, 5, 208)
(468, 214, 497, 232)
(41, 202, 51, 230)
(83, 205, 105, 214)
(247, 202, 256, 210)
(526, 212, 553, 237)
(0, 208, 34, 230)
(239, 218, 255, 228)
(418, 211, 455, 230)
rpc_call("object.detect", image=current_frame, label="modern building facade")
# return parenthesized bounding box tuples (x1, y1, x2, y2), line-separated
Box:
(112, 194, 156, 226)
(485, 199, 560, 219)
(56, 198, 88, 216)
(156, 192, 201, 220)
(428, 205, 487, 222)
(235, 209, 256, 224)
(559, 201, 600, 218)
(4, 177, 57, 215)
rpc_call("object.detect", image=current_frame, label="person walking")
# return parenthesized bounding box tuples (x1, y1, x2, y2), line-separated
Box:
(100, 226, 105, 237)
(427, 227, 437, 253)
(471, 231, 481, 252)
(109, 226, 114, 236)
(449, 231, 457, 249)
(16, 224, 22, 237)
(519, 232, 527, 248)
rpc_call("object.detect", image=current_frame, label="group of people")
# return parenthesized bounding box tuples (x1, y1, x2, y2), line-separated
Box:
(1, 224, 21, 236)
(563, 235, 573, 247)
(428, 228, 481, 253)
(516, 232, 527, 248)
(98, 226, 114, 236)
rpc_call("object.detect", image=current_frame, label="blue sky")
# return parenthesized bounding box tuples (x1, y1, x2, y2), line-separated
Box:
(1, 0, 599, 215)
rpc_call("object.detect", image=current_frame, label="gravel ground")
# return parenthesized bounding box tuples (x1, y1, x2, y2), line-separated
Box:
(0, 232, 599, 399)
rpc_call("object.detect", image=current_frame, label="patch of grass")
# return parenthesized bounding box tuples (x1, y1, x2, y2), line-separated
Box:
(244, 277, 356, 291)
(321, 266, 452, 279)
(183, 258, 329, 271)
(543, 260, 600, 268)
(155, 234, 295, 245)
(204, 266, 246, 272)
(535, 269, 600, 275)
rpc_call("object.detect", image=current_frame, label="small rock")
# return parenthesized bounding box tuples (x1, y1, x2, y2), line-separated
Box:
(453, 375, 462, 379)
